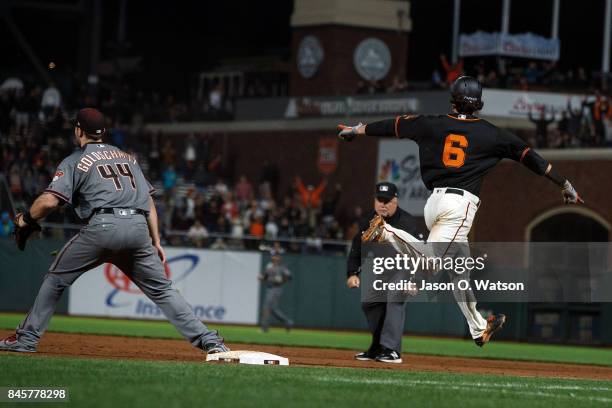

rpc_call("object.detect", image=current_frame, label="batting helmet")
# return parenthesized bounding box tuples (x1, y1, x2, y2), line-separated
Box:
(450, 76, 484, 114)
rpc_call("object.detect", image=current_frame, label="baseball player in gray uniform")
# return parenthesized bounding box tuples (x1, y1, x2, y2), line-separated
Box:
(0, 108, 229, 355)
(259, 252, 293, 332)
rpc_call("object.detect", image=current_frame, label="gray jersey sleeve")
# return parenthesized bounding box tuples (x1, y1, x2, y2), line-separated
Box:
(44, 152, 82, 204)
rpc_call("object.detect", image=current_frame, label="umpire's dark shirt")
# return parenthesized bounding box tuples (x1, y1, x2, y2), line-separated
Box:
(347, 207, 423, 277)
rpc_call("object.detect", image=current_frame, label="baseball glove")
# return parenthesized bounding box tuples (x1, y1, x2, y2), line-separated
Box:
(14, 212, 41, 251)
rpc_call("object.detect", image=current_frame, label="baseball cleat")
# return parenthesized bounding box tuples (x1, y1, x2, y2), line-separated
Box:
(354, 346, 379, 361)
(374, 347, 402, 364)
(474, 314, 506, 347)
(205, 342, 230, 354)
(361, 215, 385, 243)
(0, 334, 36, 353)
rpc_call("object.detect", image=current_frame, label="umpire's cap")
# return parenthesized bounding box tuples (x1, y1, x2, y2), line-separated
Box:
(375, 182, 399, 200)
(73, 108, 106, 136)
(450, 76, 484, 113)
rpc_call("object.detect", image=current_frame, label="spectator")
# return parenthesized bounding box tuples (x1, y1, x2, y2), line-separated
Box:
(209, 83, 223, 111)
(528, 107, 555, 148)
(41, 82, 61, 117)
(162, 140, 177, 167)
(184, 189, 196, 221)
(431, 69, 443, 89)
(295, 177, 326, 209)
(214, 178, 229, 196)
(235, 175, 254, 203)
(214, 215, 231, 235)
(187, 220, 209, 248)
(231, 216, 244, 239)
(265, 217, 279, 240)
(184, 134, 197, 176)
(439, 54, 464, 86)
(0, 212, 14, 237)
(162, 166, 178, 191)
(249, 215, 265, 239)
(387, 75, 409, 93)
(556, 111, 570, 148)
(524, 62, 540, 85)
(210, 237, 227, 250)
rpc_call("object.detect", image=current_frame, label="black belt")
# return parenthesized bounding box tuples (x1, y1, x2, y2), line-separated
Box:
(94, 208, 147, 216)
(445, 188, 464, 196)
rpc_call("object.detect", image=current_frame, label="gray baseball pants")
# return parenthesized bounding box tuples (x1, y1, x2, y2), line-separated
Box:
(260, 286, 293, 331)
(15, 211, 223, 350)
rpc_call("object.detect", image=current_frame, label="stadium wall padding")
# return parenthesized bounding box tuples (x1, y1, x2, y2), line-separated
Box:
(0, 237, 69, 314)
(259, 252, 468, 337)
(2, 238, 610, 344)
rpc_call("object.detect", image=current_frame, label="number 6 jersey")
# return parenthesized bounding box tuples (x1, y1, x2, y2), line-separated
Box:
(45, 142, 155, 219)
(389, 113, 530, 196)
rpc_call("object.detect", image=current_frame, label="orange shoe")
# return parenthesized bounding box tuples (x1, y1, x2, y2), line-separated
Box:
(474, 314, 506, 347)
(361, 215, 385, 243)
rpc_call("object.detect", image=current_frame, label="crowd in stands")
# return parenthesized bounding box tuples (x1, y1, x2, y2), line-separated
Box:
(430, 56, 612, 147)
(2, 63, 612, 248)
(433, 55, 603, 92)
(0, 80, 352, 252)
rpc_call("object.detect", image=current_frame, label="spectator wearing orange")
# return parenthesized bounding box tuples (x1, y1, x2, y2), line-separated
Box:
(440, 54, 464, 86)
(249, 215, 265, 238)
(295, 176, 327, 209)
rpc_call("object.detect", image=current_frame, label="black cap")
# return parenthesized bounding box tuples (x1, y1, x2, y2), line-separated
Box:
(73, 108, 106, 136)
(375, 182, 399, 200)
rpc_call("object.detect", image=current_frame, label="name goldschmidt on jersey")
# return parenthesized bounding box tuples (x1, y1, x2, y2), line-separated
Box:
(76, 147, 137, 172)
(373, 279, 526, 292)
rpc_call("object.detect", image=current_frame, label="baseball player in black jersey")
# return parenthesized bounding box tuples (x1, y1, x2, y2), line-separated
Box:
(338, 76, 582, 347)
(0, 108, 229, 355)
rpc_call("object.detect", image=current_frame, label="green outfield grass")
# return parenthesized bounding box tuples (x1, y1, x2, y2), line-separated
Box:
(1, 313, 611, 366)
(0, 354, 610, 408)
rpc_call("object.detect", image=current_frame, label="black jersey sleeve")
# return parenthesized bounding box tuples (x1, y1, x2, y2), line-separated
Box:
(365, 114, 430, 141)
(497, 128, 552, 176)
(395, 114, 431, 142)
(496, 128, 530, 161)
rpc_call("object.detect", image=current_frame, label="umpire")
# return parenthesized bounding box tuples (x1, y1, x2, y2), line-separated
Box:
(347, 182, 424, 363)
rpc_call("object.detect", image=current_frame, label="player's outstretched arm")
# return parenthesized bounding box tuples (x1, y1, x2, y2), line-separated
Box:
(146, 196, 167, 263)
(28, 193, 61, 221)
(520, 148, 583, 204)
(339, 115, 425, 141)
(14, 193, 60, 251)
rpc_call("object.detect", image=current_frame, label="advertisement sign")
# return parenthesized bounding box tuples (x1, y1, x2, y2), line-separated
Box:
(480, 89, 586, 120)
(458, 31, 499, 57)
(317, 138, 338, 175)
(459, 31, 560, 60)
(376, 140, 430, 216)
(68, 248, 262, 324)
(284, 95, 420, 119)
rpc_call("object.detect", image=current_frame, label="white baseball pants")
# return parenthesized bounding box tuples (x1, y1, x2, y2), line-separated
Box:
(378, 187, 488, 339)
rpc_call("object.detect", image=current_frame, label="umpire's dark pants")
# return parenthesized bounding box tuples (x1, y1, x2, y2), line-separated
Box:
(361, 301, 406, 353)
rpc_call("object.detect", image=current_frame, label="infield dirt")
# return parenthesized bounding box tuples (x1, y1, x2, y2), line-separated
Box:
(1, 330, 610, 380)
